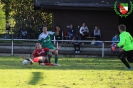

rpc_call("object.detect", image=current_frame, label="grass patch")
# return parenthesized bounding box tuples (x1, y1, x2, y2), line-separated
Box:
(0, 56, 133, 88)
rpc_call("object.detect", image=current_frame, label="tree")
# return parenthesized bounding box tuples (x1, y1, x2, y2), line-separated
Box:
(0, 0, 52, 32)
(0, 2, 6, 30)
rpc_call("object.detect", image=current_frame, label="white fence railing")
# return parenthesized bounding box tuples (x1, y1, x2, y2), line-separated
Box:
(0, 38, 118, 57)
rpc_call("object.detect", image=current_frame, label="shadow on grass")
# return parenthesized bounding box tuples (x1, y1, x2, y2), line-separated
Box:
(28, 72, 43, 85)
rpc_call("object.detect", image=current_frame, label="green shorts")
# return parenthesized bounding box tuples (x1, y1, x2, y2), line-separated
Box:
(47, 52, 51, 55)
(44, 45, 55, 50)
(47, 45, 56, 55)
(48, 45, 56, 50)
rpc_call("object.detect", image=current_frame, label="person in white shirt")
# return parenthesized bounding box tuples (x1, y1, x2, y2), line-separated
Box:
(79, 23, 89, 44)
(94, 26, 101, 40)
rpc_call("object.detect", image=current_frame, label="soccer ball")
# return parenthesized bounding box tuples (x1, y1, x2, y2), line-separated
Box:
(22, 59, 29, 65)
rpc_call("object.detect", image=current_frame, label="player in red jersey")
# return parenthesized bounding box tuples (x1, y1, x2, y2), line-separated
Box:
(32, 43, 61, 60)
(22, 56, 54, 66)
(22, 43, 61, 66)
(32, 43, 50, 57)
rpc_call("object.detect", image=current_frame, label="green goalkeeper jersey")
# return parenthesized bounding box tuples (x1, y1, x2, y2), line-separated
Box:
(38, 31, 57, 48)
(117, 31, 133, 51)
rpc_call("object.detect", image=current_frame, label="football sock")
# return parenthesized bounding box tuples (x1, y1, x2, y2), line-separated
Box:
(48, 55, 52, 63)
(55, 55, 58, 64)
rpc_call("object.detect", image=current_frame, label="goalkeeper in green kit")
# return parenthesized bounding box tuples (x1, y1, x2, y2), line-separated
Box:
(38, 26, 60, 66)
(116, 24, 133, 70)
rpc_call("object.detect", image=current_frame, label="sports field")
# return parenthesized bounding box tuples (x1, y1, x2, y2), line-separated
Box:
(0, 56, 133, 88)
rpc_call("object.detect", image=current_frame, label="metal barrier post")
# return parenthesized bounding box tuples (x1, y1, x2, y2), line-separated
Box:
(102, 41, 104, 57)
(54, 36, 56, 44)
(11, 39, 14, 56)
(62, 31, 63, 44)
(57, 40, 58, 54)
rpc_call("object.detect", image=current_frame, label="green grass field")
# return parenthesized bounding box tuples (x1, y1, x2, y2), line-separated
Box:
(0, 56, 133, 88)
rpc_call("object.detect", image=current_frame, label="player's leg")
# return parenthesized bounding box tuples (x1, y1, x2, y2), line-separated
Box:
(50, 46, 60, 66)
(39, 56, 48, 66)
(47, 52, 52, 63)
(39, 56, 54, 66)
(118, 51, 131, 69)
(54, 51, 59, 65)
(127, 56, 133, 63)
(127, 50, 133, 63)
